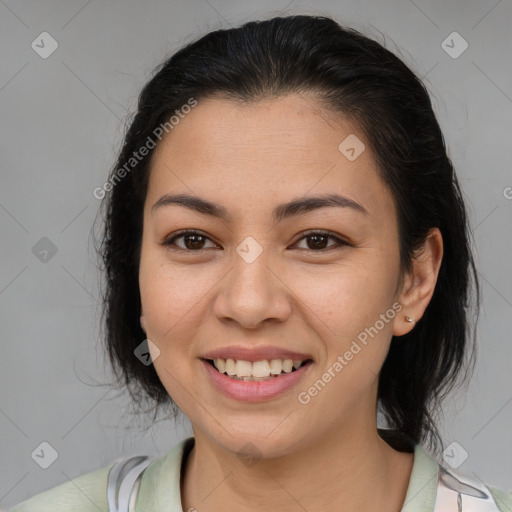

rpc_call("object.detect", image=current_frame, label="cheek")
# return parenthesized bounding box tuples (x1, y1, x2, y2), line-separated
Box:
(287, 254, 399, 402)
(295, 276, 396, 423)
(138, 247, 226, 397)
(139, 248, 209, 338)
(138, 256, 203, 405)
(289, 256, 398, 336)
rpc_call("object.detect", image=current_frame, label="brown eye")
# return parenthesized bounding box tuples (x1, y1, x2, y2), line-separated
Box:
(162, 231, 218, 251)
(294, 231, 349, 251)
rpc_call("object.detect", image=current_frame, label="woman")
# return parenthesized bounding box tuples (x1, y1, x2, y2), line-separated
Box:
(10, 14, 511, 512)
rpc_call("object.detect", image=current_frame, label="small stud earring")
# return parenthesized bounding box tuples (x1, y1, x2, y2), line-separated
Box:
(405, 316, 415, 323)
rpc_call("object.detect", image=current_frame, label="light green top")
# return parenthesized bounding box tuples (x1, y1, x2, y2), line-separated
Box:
(9, 437, 512, 511)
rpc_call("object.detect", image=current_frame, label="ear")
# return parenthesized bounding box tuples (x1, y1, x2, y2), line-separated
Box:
(393, 227, 443, 336)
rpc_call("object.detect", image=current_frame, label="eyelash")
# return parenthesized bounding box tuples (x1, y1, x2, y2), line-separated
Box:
(160, 229, 350, 252)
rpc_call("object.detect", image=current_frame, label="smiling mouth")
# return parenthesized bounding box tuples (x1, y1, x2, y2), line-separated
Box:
(204, 358, 313, 381)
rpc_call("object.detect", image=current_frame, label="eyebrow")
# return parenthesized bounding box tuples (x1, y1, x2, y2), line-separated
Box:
(151, 192, 368, 222)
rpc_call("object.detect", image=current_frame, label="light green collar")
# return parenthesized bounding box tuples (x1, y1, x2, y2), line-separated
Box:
(401, 442, 439, 511)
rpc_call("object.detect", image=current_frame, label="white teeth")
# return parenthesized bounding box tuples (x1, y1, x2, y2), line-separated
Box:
(282, 359, 293, 373)
(225, 358, 236, 376)
(215, 358, 226, 373)
(211, 357, 307, 379)
(235, 360, 252, 377)
(252, 360, 271, 378)
(269, 359, 283, 375)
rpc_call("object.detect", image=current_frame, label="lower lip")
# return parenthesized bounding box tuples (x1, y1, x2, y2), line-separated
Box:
(201, 359, 312, 402)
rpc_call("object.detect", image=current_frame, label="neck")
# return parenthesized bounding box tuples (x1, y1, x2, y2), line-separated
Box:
(181, 420, 414, 512)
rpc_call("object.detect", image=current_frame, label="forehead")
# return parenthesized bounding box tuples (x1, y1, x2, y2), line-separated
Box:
(145, 94, 395, 223)
(151, 94, 361, 167)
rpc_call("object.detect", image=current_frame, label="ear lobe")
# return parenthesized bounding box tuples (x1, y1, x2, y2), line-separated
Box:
(140, 307, 147, 332)
(393, 228, 443, 337)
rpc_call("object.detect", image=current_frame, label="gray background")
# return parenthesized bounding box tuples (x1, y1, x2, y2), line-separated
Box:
(1, 0, 511, 508)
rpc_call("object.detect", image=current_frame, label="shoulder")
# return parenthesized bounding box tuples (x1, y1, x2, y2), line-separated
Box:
(488, 486, 512, 512)
(7, 438, 193, 512)
(434, 455, 512, 512)
(401, 437, 512, 512)
(431, 454, 512, 512)
(8, 462, 115, 512)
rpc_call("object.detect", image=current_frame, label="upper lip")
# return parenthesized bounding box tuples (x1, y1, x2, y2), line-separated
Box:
(202, 345, 313, 362)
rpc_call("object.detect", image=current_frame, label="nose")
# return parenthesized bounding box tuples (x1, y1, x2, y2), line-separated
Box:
(212, 247, 292, 329)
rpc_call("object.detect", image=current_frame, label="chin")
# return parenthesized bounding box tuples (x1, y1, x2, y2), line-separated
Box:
(195, 416, 308, 461)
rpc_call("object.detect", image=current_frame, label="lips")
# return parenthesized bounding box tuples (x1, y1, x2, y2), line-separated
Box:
(200, 345, 314, 402)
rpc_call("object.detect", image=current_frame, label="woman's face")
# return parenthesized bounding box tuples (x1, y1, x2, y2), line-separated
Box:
(139, 94, 407, 457)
